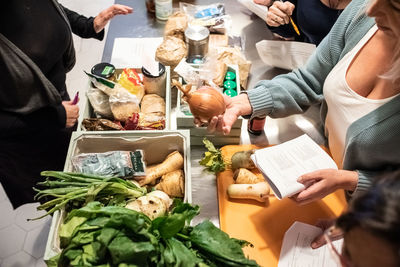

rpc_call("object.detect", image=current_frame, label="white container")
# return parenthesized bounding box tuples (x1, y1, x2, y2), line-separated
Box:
(78, 66, 171, 131)
(43, 130, 191, 262)
(155, 0, 172, 20)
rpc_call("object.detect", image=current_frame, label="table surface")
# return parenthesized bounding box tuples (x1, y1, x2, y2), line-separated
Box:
(102, 0, 326, 227)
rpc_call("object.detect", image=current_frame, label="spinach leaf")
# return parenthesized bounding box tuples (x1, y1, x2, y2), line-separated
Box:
(189, 221, 259, 267)
(163, 237, 202, 267)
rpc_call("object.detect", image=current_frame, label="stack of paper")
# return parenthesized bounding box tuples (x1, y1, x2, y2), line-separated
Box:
(251, 134, 337, 199)
(237, 0, 268, 21)
(279, 222, 343, 267)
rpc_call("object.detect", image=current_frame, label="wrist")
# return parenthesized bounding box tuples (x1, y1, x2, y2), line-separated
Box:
(237, 93, 253, 117)
(339, 170, 358, 191)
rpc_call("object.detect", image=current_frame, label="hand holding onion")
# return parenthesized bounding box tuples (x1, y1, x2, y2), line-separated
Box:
(173, 80, 226, 124)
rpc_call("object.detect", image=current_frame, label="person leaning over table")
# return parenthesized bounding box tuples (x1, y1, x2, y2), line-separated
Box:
(0, 1, 132, 208)
(318, 171, 400, 267)
(254, 0, 352, 45)
(205, 0, 400, 204)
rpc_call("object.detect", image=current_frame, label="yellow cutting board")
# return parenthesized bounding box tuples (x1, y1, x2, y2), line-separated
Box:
(217, 145, 348, 267)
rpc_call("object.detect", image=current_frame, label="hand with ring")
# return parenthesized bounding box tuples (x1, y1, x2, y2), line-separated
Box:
(266, 1, 295, 27)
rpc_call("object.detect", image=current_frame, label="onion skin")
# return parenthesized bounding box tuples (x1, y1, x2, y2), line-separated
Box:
(187, 87, 226, 123)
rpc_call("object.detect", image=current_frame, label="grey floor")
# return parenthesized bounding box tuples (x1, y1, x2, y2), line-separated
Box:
(0, 1, 113, 266)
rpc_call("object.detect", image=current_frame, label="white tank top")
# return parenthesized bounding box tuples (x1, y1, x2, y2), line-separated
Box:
(324, 25, 398, 168)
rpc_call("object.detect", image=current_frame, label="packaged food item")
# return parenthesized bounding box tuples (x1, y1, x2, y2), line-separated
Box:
(142, 64, 167, 98)
(155, 0, 172, 20)
(185, 25, 210, 60)
(164, 12, 188, 40)
(141, 94, 166, 115)
(91, 62, 116, 81)
(108, 85, 140, 122)
(146, 0, 155, 13)
(86, 87, 114, 119)
(138, 112, 165, 130)
(155, 36, 188, 70)
(118, 68, 145, 102)
(71, 150, 146, 178)
(82, 118, 123, 131)
(212, 61, 228, 86)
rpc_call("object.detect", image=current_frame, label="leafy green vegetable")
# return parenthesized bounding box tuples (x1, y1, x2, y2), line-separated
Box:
(55, 201, 260, 267)
(31, 171, 147, 220)
(199, 138, 225, 173)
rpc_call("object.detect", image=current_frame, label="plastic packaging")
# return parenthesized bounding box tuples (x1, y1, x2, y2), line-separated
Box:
(86, 87, 114, 119)
(71, 150, 146, 178)
(118, 68, 145, 102)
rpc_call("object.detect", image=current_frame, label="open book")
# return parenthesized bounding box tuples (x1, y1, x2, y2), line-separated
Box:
(251, 134, 337, 199)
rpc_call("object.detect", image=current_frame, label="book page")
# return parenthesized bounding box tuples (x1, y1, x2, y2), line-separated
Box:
(111, 37, 163, 69)
(253, 135, 337, 199)
(256, 40, 316, 70)
(278, 222, 343, 267)
(237, 0, 268, 21)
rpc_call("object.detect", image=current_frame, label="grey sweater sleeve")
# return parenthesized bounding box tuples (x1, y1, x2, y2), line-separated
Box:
(246, 0, 367, 120)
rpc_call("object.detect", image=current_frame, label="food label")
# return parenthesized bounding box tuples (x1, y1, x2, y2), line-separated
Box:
(101, 66, 114, 76)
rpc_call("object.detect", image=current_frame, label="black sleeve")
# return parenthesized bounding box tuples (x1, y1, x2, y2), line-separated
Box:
(61, 6, 104, 41)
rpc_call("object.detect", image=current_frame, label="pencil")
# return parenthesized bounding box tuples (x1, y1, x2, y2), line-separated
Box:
(278, 0, 300, 36)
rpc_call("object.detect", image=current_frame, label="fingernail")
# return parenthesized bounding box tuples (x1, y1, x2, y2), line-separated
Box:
(311, 242, 317, 248)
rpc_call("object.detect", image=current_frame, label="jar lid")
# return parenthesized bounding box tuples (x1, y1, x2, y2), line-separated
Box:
(223, 80, 237, 90)
(225, 71, 236, 81)
(141, 63, 166, 78)
(185, 25, 210, 41)
(91, 62, 115, 78)
(224, 88, 238, 97)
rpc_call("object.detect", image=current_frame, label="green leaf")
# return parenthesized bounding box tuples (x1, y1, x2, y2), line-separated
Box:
(199, 138, 225, 173)
(163, 238, 202, 267)
(190, 221, 259, 267)
(108, 235, 155, 266)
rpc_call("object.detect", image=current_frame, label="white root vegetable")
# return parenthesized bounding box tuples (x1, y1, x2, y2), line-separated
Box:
(231, 150, 255, 170)
(125, 190, 172, 220)
(233, 168, 264, 184)
(139, 151, 184, 186)
(227, 182, 270, 202)
(155, 170, 184, 197)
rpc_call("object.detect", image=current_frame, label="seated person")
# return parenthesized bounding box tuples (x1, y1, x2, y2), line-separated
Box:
(323, 171, 400, 267)
(207, 0, 400, 203)
(254, 0, 352, 45)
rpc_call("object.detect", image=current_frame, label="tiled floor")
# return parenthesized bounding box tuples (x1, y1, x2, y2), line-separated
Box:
(0, 1, 113, 266)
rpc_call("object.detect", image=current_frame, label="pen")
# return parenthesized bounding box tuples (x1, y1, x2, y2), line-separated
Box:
(278, 0, 300, 36)
(71, 91, 79, 105)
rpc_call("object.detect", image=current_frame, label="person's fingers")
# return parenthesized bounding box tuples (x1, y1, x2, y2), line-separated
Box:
(207, 116, 218, 133)
(294, 182, 325, 204)
(311, 233, 327, 249)
(216, 115, 225, 133)
(297, 170, 322, 184)
(266, 15, 281, 27)
(269, 6, 288, 25)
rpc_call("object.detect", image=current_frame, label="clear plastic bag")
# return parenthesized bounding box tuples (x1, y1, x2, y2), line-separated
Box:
(71, 150, 146, 178)
(108, 85, 140, 122)
(86, 87, 114, 119)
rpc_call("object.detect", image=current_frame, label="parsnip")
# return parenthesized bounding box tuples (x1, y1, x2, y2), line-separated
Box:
(227, 182, 270, 202)
(139, 151, 184, 186)
(155, 170, 184, 197)
(233, 168, 264, 184)
(125, 190, 172, 220)
(231, 150, 255, 170)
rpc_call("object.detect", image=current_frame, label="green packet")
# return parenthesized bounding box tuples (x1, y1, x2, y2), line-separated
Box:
(71, 150, 146, 178)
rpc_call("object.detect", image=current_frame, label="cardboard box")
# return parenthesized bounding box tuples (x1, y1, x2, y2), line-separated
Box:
(78, 66, 171, 131)
(44, 130, 191, 262)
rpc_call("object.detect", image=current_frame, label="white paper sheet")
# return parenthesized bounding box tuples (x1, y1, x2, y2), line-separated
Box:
(251, 134, 338, 199)
(110, 37, 163, 69)
(279, 222, 343, 267)
(237, 0, 268, 21)
(256, 40, 316, 70)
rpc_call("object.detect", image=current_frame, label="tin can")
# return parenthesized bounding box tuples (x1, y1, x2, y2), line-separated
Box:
(185, 25, 210, 60)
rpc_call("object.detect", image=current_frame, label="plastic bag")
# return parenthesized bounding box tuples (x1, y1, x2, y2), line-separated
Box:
(108, 86, 140, 122)
(86, 87, 114, 119)
(118, 68, 145, 102)
(164, 12, 188, 40)
(71, 150, 146, 178)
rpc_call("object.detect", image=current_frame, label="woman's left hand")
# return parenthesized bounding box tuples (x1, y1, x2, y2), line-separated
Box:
(291, 169, 358, 205)
(93, 4, 133, 33)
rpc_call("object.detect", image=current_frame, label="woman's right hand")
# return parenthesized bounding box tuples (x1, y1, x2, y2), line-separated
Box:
(200, 93, 252, 135)
(62, 101, 79, 128)
(266, 1, 295, 27)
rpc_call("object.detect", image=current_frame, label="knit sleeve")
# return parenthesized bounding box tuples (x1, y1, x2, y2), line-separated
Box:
(247, 0, 364, 120)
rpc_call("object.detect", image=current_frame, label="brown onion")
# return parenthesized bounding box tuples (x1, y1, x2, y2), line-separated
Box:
(173, 80, 226, 123)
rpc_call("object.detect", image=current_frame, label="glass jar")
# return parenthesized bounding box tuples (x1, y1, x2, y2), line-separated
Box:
(155, 0, 172, 20)
(141, 63, 166, 98)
